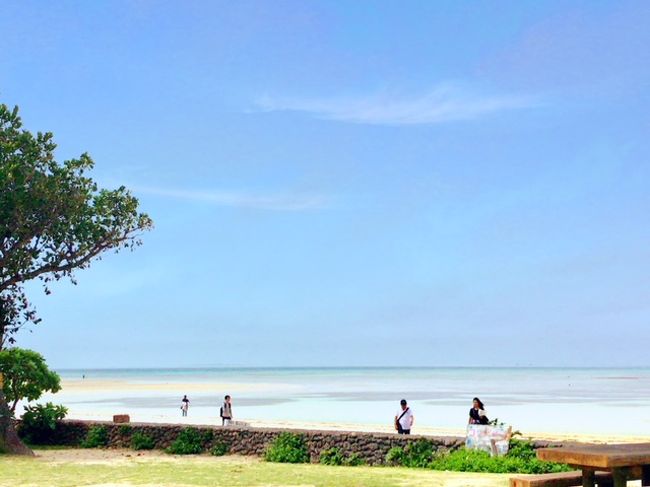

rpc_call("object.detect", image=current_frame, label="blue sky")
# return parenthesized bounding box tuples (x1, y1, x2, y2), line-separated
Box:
(1, 1, 649, 368)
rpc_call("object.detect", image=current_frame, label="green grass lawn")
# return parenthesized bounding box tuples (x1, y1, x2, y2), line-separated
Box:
(0, 449, 509, 487)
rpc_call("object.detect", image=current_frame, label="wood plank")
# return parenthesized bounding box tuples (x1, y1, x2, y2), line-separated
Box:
(509, 471, 614, 487)
(537, 443, 650, 469)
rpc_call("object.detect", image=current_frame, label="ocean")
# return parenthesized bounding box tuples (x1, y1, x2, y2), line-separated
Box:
(41, 367, 650, 437)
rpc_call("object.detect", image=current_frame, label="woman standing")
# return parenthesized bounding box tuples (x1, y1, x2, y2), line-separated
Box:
(468, 397, 489, 425)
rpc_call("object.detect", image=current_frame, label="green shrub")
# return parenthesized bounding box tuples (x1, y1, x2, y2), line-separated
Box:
(385, 438, 570, 474)
(320, 447, 365, 466)
(264, 432, 309, 463)
(118, 424, 132, 436)
(210, 442, 229, 456)
(429, 447, 569, 474)
(384, 439, 435, 468)
(130, 432, 155, 450)
(81, 425, 108, 448)
(202, 430, 214, 443)
(166, 428, 205, 455)
(385, 446, 406, 466)
(320, 447, 345, 466)
(345, 452, 365, 466)
(18, 403, 68, 445)
(507, 438, 537, 462)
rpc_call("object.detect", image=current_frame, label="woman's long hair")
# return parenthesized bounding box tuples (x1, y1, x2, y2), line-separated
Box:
(473, 397, 485, 410)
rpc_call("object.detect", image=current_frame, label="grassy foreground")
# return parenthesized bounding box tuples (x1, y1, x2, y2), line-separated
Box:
(0, 448, 509, 487)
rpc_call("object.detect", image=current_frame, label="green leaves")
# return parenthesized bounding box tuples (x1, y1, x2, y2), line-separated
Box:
(18, 402, 67, 444)
(264, 432, 309, 463)
(0, 103, 152, 346)
(0, 348, 61, 412)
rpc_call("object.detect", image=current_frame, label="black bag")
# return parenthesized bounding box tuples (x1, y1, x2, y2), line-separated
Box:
(395, 408, 409, 432)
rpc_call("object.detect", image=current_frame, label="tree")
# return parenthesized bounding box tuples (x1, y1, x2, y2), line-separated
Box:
(0, 103, 152, 454)
(0, 348, 61, 412)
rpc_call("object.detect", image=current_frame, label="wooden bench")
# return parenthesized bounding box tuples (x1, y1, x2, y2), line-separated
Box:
(509, 471, 613, 487)
(510, 467, 642, 487)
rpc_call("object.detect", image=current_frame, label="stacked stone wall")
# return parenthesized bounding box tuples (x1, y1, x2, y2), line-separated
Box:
(46, 419, 465, 465)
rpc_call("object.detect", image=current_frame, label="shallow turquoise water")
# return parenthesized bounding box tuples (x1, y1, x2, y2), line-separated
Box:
(41, 367, 650, 436)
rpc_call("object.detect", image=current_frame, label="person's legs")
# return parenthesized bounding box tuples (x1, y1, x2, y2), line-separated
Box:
(403, 429, 411, 435)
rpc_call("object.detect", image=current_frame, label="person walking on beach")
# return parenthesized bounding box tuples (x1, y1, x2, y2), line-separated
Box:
(468, 397, 489, 425)
(220, 395, 233, 426)
(181, 395, 190, 417)
(395, 399, 413, 434)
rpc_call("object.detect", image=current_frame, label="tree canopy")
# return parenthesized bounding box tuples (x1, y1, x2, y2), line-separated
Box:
(0, 348, 61, 412)
(0, 103, 153, 349)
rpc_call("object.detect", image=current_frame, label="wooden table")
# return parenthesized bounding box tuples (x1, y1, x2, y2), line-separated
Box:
(537, 443, 650, 487)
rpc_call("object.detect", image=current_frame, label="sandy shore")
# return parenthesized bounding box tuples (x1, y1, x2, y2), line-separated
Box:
(50, 376, 650, 445)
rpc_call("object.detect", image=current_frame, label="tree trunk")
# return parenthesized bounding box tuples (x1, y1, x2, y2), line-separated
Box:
(0, 389, 33, 455)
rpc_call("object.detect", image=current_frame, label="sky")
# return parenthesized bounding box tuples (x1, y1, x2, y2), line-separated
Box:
(1, 0, 649, 368)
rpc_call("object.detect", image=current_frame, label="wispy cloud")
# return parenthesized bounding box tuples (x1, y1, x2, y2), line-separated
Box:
(133, 186, 328, 211)
(255, 84, 538, 125)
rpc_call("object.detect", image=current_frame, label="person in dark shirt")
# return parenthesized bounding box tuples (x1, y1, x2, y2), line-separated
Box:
(220, 395, 233, 426)
(468, 397, 489, 425)
(181, 395, 190, 417)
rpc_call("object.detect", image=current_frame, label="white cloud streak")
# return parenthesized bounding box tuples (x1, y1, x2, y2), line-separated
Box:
(133, 186, 328, 211)
(255, 84, 538, 125)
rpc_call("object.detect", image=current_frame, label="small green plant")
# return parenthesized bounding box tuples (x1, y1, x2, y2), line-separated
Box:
(210, 442, 230, 456)
(166, 428, 205, 455)
(320, 447, 345, 466)
(264, 432, 309, 463)
(202, 430, 214, 443)
(386, 437, 569, 474)
(385, 439, 435, 468)
(118, 424, 132, 436)
(131, 432, 155, 450)
(345, 452, 365, 466)
(385, 446, 405, 466)
(81, 425, 108, 448)
(320, 447, 365, 466)
(18, 403, 68, 445)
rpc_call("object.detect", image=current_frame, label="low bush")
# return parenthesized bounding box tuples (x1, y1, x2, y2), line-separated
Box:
(319, 447, 365, 466)
(385, 438, 571, 474)
(118, 424, 132, 436)
(345, 452, 365, 466)
(166, 428, 205, 455)
(210, 442, 229, 456)
(18, 403, 68, 445)
(385, 446, 406, 466)
(430, 447, 570, 474)
(385, 439, 436, 468)
(131, 432, 155, 451)
(81, 425, 108, 448)
(320, 447, 345, 466)
(264, 432, 309, 463)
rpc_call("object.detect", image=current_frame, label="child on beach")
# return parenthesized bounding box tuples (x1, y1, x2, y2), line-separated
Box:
(181, 395, 189, 417)
(220, 395, 232, 426)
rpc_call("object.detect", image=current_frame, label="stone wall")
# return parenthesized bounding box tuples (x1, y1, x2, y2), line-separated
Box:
(44, 420, 465, 465)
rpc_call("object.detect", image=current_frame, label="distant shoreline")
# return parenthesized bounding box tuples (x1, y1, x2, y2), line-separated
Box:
(28, 368, 650, 441)
(56, 365, 650, 373)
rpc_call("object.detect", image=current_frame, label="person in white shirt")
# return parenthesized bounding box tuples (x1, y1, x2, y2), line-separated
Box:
(395, 399, 414, 434)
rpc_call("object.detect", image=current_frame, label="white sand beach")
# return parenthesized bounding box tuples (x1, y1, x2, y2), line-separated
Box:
(28, 368, 650, 444)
